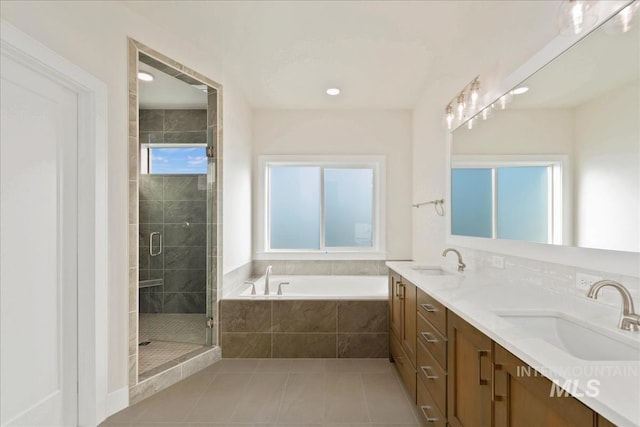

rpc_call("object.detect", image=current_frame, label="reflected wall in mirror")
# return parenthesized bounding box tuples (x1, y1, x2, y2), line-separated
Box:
(451, 5, 639, 253)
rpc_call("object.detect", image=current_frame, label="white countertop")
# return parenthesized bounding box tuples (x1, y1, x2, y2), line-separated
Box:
(386, 261, 640, 427)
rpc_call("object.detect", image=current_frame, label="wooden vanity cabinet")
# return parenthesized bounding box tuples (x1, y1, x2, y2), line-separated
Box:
(389, 272, 417, 401)
(494, 344, 595, 427)
(447, 312, 493, 427)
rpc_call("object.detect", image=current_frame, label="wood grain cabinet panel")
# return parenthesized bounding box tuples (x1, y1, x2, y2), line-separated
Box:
(494, 344, 596, 427)
(447, 312, 493, 427)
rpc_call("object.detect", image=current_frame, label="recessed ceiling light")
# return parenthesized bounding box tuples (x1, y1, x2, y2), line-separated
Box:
(511, 86, 529, 95)
(138, 71, 154, 82)
(326, 88, 340, 96)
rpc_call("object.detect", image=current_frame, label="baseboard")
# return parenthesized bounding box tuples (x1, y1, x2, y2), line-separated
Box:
(106, 386, 129, 417)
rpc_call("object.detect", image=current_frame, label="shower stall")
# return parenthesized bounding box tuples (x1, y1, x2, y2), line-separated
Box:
(131, 48, 221, 381)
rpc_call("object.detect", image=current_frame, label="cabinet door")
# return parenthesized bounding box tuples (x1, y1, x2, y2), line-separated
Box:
(401, 279, 417, 367)
(494, 344, 595, 427)
(389, 273, 402, 340)
(447, 313, 492, 427)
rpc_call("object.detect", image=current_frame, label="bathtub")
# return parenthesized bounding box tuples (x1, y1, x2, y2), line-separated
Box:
(226, 275, 388, 300)
(220, 274, 390, 358)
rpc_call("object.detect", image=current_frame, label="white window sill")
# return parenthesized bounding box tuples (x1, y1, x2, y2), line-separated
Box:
(254, 251, 387, 261)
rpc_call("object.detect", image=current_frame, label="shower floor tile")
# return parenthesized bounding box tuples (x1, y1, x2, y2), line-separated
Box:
(139, 313, 206, 345)
(138, 340, 205, 375)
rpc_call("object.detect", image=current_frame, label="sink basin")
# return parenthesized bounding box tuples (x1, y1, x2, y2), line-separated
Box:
(496, 311, 640, 361)
(411, 266, 451, 276)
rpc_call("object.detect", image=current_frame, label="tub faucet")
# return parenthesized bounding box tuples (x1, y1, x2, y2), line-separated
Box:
(586, 280, 640, 331)
(442, 248, 466, 272)
(264, 265, 272, 295)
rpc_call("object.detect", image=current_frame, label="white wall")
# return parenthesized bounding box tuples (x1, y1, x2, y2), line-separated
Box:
(0, 1, 253, 393)
(575, 80, 640, 252)
(252, 110, 412, 260)
(452, 109, 574, 156)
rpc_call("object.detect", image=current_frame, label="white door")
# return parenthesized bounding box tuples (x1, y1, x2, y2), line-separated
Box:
(1, 49, 79, 426)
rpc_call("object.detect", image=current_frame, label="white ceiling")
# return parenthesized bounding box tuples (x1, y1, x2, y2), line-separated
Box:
(124, 1, 563, 109)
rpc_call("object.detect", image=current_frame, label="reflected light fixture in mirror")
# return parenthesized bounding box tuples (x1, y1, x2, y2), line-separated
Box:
(558, 0, 597, 35)
(450, 4, 639, 253)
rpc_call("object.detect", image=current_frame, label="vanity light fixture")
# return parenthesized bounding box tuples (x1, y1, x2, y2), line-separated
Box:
(442, 76, 481, 130)
(326, 87, 341, 96)
(480, 107, 492, 121)
(497, 93, 511, 110)
(558, 0, 597, 35)
(511, 86, 529, 95)
(137, 71, 154, 82)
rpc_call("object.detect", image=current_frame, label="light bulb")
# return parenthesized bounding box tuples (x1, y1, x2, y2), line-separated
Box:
(469, 79, 480, 110)
(481, 108, 491, 120)
(467, 118, 474, 130)
(571, 1, 585, 34)
(498, 94, 511, 110)
(618, 3, 637, 33)
(445, 105, 454, 130)
(456, 92, 466, 120)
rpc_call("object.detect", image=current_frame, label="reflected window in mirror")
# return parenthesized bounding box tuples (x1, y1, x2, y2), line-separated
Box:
(451, 157, 565, 245)
(449, 5, 639, 253)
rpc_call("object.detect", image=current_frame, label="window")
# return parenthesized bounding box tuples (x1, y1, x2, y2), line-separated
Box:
(259, 156, 385, 257)
(451, 156, 565, 245)
(140, 144, 207, 174)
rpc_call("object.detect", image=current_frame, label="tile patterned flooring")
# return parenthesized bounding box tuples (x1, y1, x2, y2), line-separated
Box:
(102, 358, 423, 427)
(139, 341, 205, 375)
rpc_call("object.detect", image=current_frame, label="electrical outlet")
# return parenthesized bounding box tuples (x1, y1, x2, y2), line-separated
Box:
(491, 255, 505, 269)
(576, 272, 602, 290)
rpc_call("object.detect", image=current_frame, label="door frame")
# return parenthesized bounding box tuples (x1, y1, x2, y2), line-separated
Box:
(1, 20, 109, 426)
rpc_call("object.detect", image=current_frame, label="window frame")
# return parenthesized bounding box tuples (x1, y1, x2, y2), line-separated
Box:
(140, 142, 208, 175)
(451, 154, 570, 245)
(256, 155, 386, 260)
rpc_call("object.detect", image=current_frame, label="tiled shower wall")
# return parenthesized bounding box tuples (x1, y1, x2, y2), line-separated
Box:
(139, 174, 208, 313)
(138, 109, 208, 314)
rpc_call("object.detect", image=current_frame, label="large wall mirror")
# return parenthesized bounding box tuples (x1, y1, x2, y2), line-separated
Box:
(450, 4, 639, 254)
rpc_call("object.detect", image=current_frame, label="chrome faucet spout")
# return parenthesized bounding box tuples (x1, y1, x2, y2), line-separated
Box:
(442, 248, 466, 272)
(587, 280, 640, 331)
(264, 265, 272, 295)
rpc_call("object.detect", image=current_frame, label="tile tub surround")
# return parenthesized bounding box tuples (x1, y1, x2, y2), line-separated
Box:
(220, 300, 389, 358)
(386, 261, 640, 427)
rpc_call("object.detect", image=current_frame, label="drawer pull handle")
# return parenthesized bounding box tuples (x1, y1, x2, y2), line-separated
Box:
(421, 365, 438, 379)
(421, 303, 437, 312)
(421, 332, 438, 343)
(477, 350, 489, 386)
(420, 405, 439, 422)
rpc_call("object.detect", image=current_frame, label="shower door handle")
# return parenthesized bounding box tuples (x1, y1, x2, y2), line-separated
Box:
(149, 232, 162, 256)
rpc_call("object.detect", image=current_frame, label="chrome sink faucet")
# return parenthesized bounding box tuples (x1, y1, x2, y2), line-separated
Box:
(264, 265, 272, 295)
(442, 248, 466, 272)
(587, 280, 640, 331)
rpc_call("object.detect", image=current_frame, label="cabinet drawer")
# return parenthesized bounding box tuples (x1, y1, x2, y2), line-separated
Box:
(417, 313, 447, 369)
(390, 331, 416, 402)
(417, 339, 446, 414)
(417, 289, 446, 336)
(417, 376, 447, 427)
